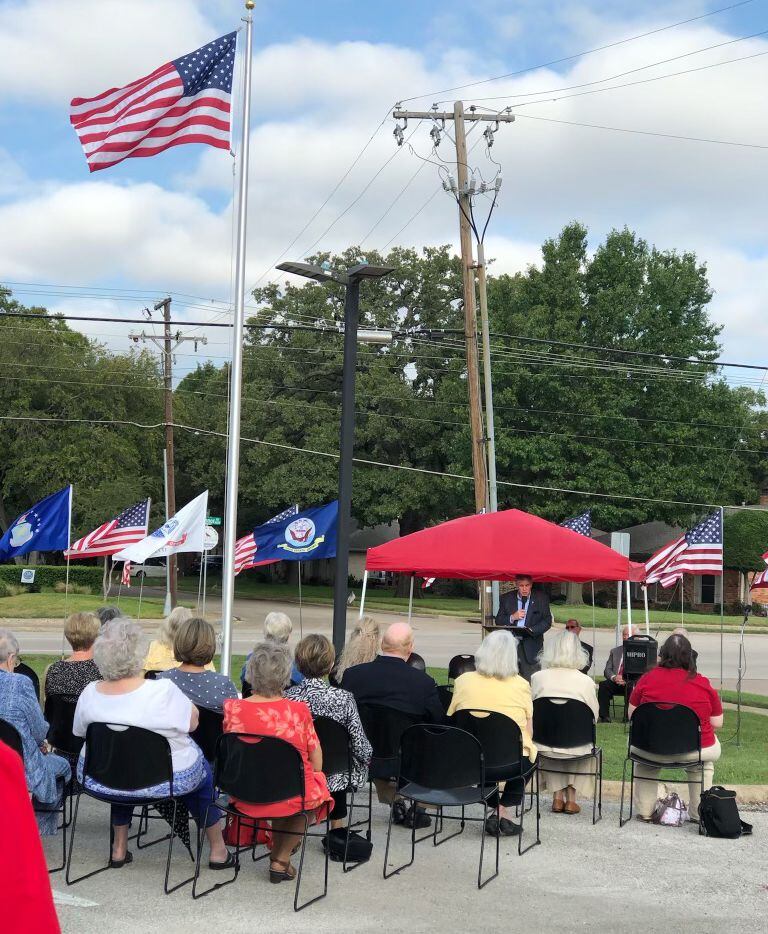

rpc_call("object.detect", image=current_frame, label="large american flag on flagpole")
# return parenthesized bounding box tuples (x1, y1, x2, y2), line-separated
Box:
(70, 32, 236, 172)
(234, 505, 300, 576)
(66, 500, 150, 558)
(644, 511, 723, 588)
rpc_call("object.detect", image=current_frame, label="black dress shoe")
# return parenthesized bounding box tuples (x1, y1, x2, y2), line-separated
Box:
(404, 805, 431, 829)
(392, 800, 408, 825)
(209, 851, 236, 871)
(485, 815, 521, 837)
(109, 850, 133, 868)
(598, 716, 611, 724)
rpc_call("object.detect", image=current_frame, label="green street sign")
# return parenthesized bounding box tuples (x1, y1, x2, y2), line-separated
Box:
(207, 516, 222, 526)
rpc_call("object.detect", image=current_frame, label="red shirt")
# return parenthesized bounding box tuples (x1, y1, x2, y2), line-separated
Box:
(630, 667, 722, 748)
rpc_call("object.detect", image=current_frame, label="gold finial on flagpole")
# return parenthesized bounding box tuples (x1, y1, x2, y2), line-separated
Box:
(245, 1, 255, 9)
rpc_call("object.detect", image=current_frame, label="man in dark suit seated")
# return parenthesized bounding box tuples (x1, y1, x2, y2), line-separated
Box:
(564, 618, 593, 674)
(341, 622, 443, 829)
(494, 575, 552, 680)
(597, 624, 638, 722)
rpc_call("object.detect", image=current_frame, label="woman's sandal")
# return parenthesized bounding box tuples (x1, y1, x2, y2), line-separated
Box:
(209, 851, 237, 871)
(269, 858, 297, 884)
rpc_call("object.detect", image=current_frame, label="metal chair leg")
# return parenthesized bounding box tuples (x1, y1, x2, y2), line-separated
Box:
(294, 810, 328, 912)
(478, 801, 500, 889)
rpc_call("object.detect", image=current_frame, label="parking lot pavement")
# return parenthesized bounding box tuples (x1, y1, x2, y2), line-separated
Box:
(49, 796, 767, 934)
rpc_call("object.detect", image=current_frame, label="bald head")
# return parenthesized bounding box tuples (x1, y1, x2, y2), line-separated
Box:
(621, 624, 638, 641)
(381, 622, 414, 660)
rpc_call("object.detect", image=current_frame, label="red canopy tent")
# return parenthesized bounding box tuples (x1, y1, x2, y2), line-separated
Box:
(365, 508, 646, 583)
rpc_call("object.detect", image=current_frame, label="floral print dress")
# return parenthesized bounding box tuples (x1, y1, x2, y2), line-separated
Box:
(223, 697, 332, 819)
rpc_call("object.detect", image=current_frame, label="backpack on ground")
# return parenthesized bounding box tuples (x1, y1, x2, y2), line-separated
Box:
(698, 786, 753, 838)
(322, 827, 373, 863)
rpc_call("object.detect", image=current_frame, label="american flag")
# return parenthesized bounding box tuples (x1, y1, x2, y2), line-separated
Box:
(644, 511, 723, 588)
(750, 568, 768, 591)
(70, 32, 236, 172)
(560, 510, 592, 537)
(66, 500, 150, 558)
(121, 562, 132, 586)
(234, 505, 299, 576)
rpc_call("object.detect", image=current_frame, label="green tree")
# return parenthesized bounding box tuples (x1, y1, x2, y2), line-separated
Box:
(724, 511, 768, 570)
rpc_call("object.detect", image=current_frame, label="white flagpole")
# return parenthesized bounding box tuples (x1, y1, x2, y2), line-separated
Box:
(220, 4, 254, 677)
(359, 570, 368, 619)
(642, 584, 650, 635)
(298, 562, 303, 638)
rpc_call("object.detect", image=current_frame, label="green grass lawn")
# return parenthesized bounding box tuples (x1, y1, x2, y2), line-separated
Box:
(0, 591, 193, 619)
(21, 656, 768, 785)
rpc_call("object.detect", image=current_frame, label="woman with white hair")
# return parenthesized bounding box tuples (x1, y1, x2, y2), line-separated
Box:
(0, 628, 71, 835)
(447, 630, 537, 837)
(531, 630, 599, 815)
(144, 606, 215, 673)
(73, 618, 232, 869)
(240, 611, 303, 693)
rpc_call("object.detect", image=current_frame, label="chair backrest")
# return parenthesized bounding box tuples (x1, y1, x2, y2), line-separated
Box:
(313, 716, 353, 779)
(532, 697, 595, 750)
(83, 723, 174, 793)
(399, 724, 484, 790)
(241, 679, 252, 699)
(214, 732, 304, 806)
(44, 695, 83, 757)
(0, 717, 24, 759)
(406, 652, 426, 671)
(448, 654, 476, 681)
(629, 702, 702, 757)
(436, 684, 454, 713)
(190, 706, 224, 762)
(357, 703, 421, 779)
(15, 662, 40, 700)
(451, 708, 525, 772)
(144, 670, 160, 680)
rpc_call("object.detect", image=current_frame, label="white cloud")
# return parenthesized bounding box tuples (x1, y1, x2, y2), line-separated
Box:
(0, 0, 216, 104)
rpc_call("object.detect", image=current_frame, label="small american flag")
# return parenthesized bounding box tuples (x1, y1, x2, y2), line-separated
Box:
(560, 510, 592, 537)
(645, 511, 723, 588)
(66, 500, 150, 558)
(234, 505, 299, 576)
(421, 577, 436, 589)
(121, 562, 132, 586)
(750, 568, 768, 591)
(70, 32, 236, 172)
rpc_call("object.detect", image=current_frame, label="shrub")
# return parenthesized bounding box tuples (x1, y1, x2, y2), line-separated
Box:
(53, 581, 93, 595)
(0, 564, 103, 592)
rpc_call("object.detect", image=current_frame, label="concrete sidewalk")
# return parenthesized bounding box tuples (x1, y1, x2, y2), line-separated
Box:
(49, 797, 767, 934)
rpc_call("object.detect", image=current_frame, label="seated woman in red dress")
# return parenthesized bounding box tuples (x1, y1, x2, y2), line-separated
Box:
(223, 641, 332, 884)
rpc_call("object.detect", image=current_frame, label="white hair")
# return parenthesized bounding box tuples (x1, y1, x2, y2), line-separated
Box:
(93, 618, 147, 681)
(0, 628, 20, 663)
(474, 630, 519, 679)
(246, 640, 292, 696)
(158, 606, 193, 648)
(539, 630, 588, 671)
(263, 611, 292, 644)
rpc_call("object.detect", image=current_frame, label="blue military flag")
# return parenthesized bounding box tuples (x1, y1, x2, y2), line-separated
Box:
(0, 486, 72, 560)
(251, 501, 338, 562)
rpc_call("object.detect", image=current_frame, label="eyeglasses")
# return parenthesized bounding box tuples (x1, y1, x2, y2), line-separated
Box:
(565, 626, 578, 632)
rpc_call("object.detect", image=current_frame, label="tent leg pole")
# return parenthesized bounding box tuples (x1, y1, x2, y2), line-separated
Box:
(358, 570, 368, 620)
(408, 575, 414, 624)
(616, 577, 622, 645)
(643, 585, 649, 635)
(625, 581, 632, 634)
(719, 505, 724, 691)
(298, 563, 303, 638)
(590, 582, 596, 673)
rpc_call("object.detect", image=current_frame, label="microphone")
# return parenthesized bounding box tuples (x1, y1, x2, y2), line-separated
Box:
(742, 604, 752, 622)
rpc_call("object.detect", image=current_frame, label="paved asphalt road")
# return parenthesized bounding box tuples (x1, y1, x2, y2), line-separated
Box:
(13, 596, 768, 692)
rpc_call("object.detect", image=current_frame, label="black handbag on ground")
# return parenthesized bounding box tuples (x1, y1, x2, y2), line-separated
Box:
(322, 828, 373, 863)
(698, 787, 753, 838)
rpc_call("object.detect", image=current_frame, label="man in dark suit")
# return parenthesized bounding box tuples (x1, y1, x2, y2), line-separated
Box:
(597, 624, 638, 721)
(564, 618, 593, 674)
(341, 622, 444, 828)
(494, 575, 552, 680)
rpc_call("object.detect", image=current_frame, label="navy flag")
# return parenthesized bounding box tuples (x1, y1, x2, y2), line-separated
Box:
(251, 501, 338, 562)
(0, 486, 72, 560)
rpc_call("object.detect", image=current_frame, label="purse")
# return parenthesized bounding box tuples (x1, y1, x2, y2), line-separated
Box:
(322, 827, 373, 863)
(651, 791, 688, 826)
(698, 786, 753, 838)
(223, 813, 273, 849)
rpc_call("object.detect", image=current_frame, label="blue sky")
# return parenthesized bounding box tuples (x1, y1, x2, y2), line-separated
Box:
(0, 0, 766, 378)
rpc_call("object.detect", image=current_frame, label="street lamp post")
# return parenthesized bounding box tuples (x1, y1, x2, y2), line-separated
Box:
(276, 261, 394, 655)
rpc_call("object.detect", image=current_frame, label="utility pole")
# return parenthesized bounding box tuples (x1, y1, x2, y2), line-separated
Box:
(130, 298, 206, 612)
(393, 103, 514, 624)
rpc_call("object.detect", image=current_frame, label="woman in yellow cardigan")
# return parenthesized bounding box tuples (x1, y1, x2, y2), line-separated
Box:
(144, 606, 215, 672)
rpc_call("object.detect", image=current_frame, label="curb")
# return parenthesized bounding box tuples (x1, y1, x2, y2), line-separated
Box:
(600, 779, 768, 805)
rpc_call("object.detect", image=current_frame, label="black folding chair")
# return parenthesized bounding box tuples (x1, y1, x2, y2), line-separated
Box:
(619, 702, 704, 832)
(532, 697, 603, 824)
(192, 732, 329, 911)
(144, 670, 160, 680)
(448, 654, 476, 682)
(406, 652, 426, 671)
(15, 662, 40, 700)
(357, 704, 420, 783)
(383, 723, 499, 889)
(190, 707, 224, 764)
(66, 723, 196, 892)
(313, 715, 370, 873)
(44, 695, 83, 827)
(452, 708, 540, 855)
(0, 716, 68, 872)
(437, 684, 454, 713)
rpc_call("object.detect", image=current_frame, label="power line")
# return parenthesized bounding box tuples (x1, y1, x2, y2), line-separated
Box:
(514, 111, 768, 151)
(398, 1, 758, 102)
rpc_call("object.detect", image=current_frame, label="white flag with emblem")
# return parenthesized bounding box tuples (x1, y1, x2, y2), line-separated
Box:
(115, 491, 209, 563)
